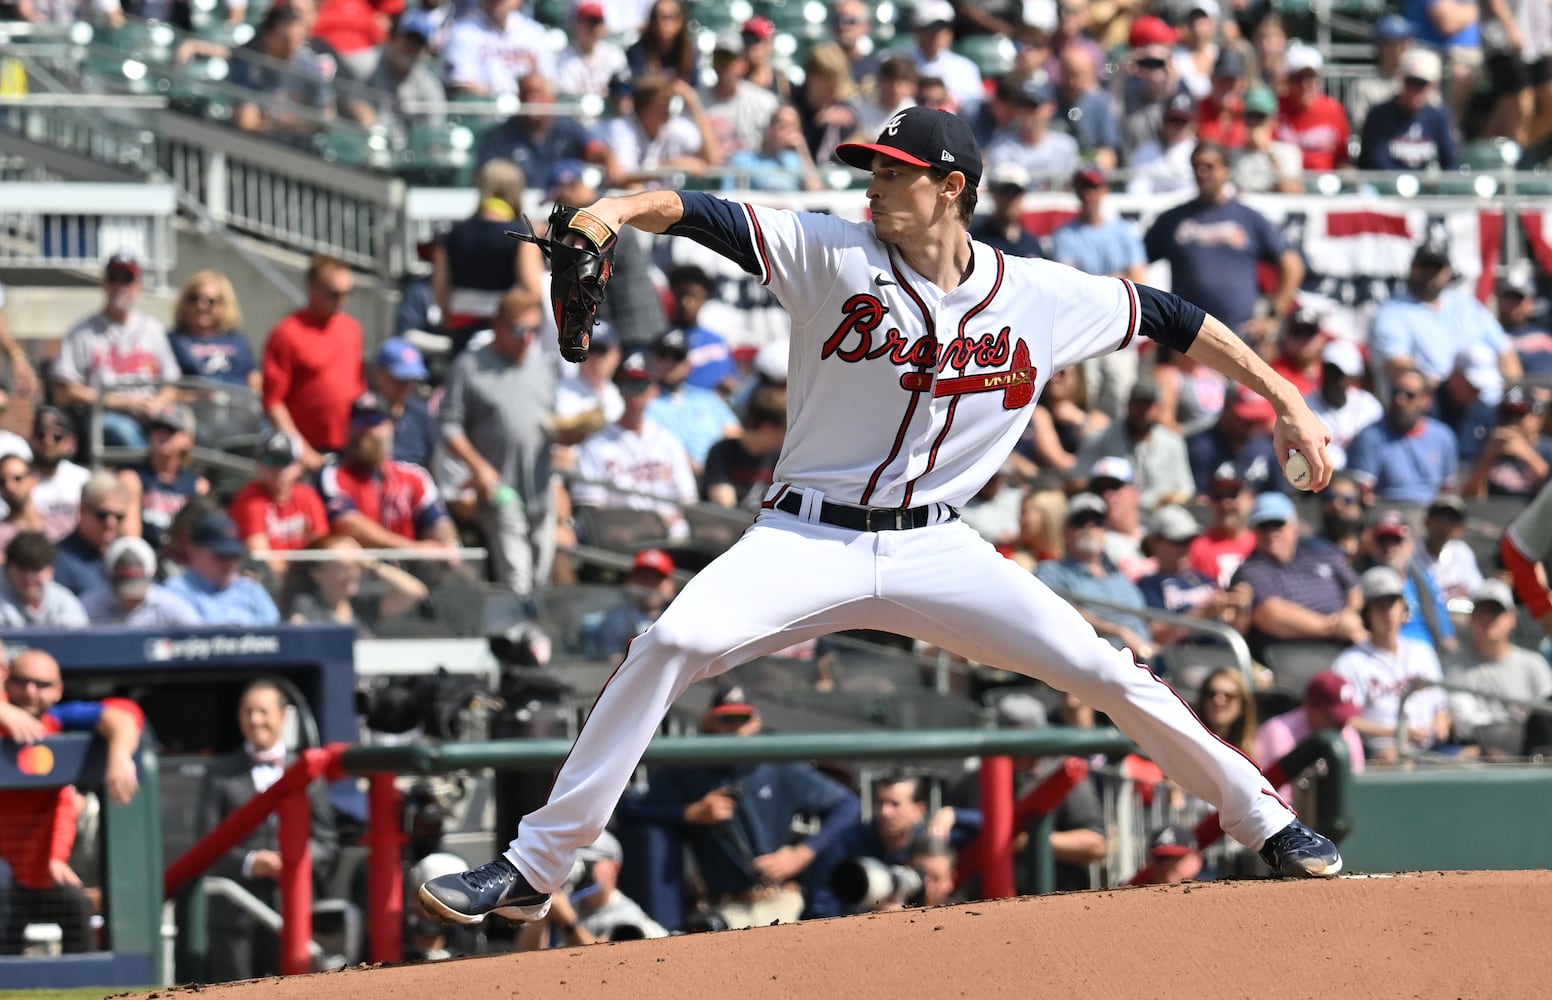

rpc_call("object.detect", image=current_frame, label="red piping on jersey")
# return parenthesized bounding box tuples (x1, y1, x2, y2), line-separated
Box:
(1129, 651, 1294, 815)
(1118, 278, 1140, 350)
(902, 249, 1006, 507)
(760, 483, 791, 511)
(860, 257, 938, 505)
(744, 203, 774, 287)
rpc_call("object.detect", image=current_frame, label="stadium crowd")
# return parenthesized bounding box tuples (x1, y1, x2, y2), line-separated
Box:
(3, 0, 1552, 967)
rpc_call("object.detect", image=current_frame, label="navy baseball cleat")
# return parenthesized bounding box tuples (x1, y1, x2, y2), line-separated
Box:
(1259, 819, 1343, 878)
(418, 857, 552, 925)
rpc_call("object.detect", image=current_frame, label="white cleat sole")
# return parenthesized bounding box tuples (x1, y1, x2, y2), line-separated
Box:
(417, 885, 553, 926)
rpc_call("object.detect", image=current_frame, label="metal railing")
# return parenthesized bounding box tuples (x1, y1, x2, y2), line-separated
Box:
(1395, 677, 1552, 760)
(0, 180, 176, 287)
(1051, 588, 1255, 690)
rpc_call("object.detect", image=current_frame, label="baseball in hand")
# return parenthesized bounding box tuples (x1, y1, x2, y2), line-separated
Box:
(1285, 450, 1313, 491)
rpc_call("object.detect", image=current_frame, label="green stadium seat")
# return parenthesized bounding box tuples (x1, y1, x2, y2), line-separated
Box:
(953, 34, 1015, 77)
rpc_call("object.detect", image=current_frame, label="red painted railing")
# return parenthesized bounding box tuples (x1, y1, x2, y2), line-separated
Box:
(954, 756, 1090, 895)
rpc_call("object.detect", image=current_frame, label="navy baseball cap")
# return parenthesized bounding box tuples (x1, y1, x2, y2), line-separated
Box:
(836, 105, 983, 188)
(192, 511, 246, 559)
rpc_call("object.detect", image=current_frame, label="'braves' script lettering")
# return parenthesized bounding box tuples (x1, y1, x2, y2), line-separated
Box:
(822, 296, 1014, 374)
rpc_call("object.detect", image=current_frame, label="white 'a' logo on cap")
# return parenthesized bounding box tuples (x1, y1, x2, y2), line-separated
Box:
(885, 112, 907, 135)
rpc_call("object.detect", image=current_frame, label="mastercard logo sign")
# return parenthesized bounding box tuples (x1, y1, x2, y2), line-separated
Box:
(16, 744, 54, 776)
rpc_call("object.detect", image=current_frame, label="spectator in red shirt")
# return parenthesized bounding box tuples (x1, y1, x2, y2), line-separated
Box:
(0, 648, 143, 953)
(1275, 44, 1350, 170)
(316, 393, 457, 551)
(1188, 464, 1257, 587)
(230, 431, 329, 577)
(1197, 48, 1248, 149)
(1268, 307, 1329, 397)
(262, 256, 365, 471)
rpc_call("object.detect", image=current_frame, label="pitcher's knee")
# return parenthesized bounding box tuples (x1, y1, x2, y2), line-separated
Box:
(632, 615, 728, 667)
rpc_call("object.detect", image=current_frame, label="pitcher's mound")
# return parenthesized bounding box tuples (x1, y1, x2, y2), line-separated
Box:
(157, 870, 1551, 1000)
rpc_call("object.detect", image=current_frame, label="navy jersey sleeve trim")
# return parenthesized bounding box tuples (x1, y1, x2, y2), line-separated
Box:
(1136, 284, 1205, 353)
(664, 191, 765, 281)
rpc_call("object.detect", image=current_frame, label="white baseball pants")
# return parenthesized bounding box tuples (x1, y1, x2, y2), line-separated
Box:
(506, 503, 1293, 893)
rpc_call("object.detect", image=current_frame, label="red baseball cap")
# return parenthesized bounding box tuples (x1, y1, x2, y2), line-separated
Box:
(575, 0, 604, 18)
(1373, 510, 1409, 539)
(742, 15, 775, 40)
(1229, 385, 1275, 424)
(1305, 670, 1362, 724)
(1129, 15, 1177, 48)
(631, 548, 675, 577)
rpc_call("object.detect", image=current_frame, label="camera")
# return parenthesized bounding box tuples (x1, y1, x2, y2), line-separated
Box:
(830, 857, 925, 909)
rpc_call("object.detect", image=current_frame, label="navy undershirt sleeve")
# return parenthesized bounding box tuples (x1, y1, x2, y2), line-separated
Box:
(1135, 283, 1206, 353)
(664, 191, 761, 276)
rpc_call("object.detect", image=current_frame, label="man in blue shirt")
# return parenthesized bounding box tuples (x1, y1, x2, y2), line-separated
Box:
(1346, 365, 1460, 504)
(1357, 49, 1459, 170)
(1370, 241, 1520, 391)
(1143, 141, 1305, 344)
(164, 512, 280, 626)
(615, 682, 859, 930)
(646, 330, 742, 472)
(1052, 167, 1147, 280)
(474, 72, 609, 183)
(372, 337, 439, 468)
(1036, 493, 1154, 659)
(665, 266, 737, 394)
(1187, 385, 1286, 497)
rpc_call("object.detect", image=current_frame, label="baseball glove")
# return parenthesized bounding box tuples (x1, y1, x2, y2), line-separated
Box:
(509, 204, 618, 363)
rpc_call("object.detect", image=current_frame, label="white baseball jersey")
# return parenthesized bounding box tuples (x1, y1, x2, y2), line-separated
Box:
(571, 419, 697, 537)
(554, 40, 628, 99)
(54, 310, 178, 393)
(442, 10, 554, 95)
(1333, 638, 1447, 748)
(739, 203, 1140, 510)
(1306, 385, 1383, 470)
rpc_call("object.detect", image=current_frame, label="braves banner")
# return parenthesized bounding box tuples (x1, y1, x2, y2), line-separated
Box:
(648, 191, 1502, 351)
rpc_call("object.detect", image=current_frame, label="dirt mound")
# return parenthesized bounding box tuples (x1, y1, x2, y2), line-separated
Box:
(148, 871, 1551, 1000)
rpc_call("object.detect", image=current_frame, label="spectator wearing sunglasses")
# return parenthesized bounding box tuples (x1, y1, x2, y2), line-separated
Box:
(1346, 364, 1460, 505)
(168, 270, 258, 393)
(1229, 492, 1365, 665)
(1357, 49, 1458, 171)
(26, 407, 89, 543)
(51, 253, 180, 450)
(50, 472, 131, 599)
(1036, 493, 1155, 661)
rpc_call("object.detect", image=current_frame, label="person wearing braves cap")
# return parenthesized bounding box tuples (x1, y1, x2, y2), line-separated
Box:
(53, 251, 180, 450)
(421, 96, 1345, 930)
(594, 548, 679, 662)
(984, 79, 1080, 186)
(1333, 566, 1451, 761)
(1255, 670, 1368, 802)
(1448, 579, 1552, 751)
(1127, 823, 1204, 885)
(371, 336, 438, 468)
(1357, 49, 1458, 171)
(1138, 503, 1247, 646)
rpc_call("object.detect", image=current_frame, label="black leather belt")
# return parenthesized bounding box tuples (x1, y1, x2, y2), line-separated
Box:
(775, 490, 939, 531)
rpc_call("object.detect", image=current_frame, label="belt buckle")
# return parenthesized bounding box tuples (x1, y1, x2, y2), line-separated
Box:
(865, 507, 905, 531)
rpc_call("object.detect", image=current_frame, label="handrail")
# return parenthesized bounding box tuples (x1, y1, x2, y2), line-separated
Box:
(1049, 588, 1256, 689)
(200, 876, 327, 962)
(1394, 676, 1552, 759)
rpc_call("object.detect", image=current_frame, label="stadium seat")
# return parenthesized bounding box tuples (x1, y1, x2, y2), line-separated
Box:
(572, 506, 674, 553)
(1261, 640, 1350, 698)
(953, 34, 1015, 77)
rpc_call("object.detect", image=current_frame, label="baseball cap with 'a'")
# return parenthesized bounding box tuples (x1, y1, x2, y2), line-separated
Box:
(1305, 670, 1362, 724)
(837, 105, 984, 188)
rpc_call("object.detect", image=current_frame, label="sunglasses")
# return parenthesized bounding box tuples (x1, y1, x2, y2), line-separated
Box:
(1376, 533, 1406, 545)
(836, 14, 866, 26)
(1210, 486, 1243, 501)
(186, 294, 220, 307)
(1137, 57, 1167, 70)
(1254, 519, 1288, 531)
(90, 508, 127, 522)
(105, 272, 137, 285)
(4, 675, 57, 690)
(1403, 76, 1431, 88)
(1069, 514, 1106, 529)
(1327, 493, 1360, 507)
